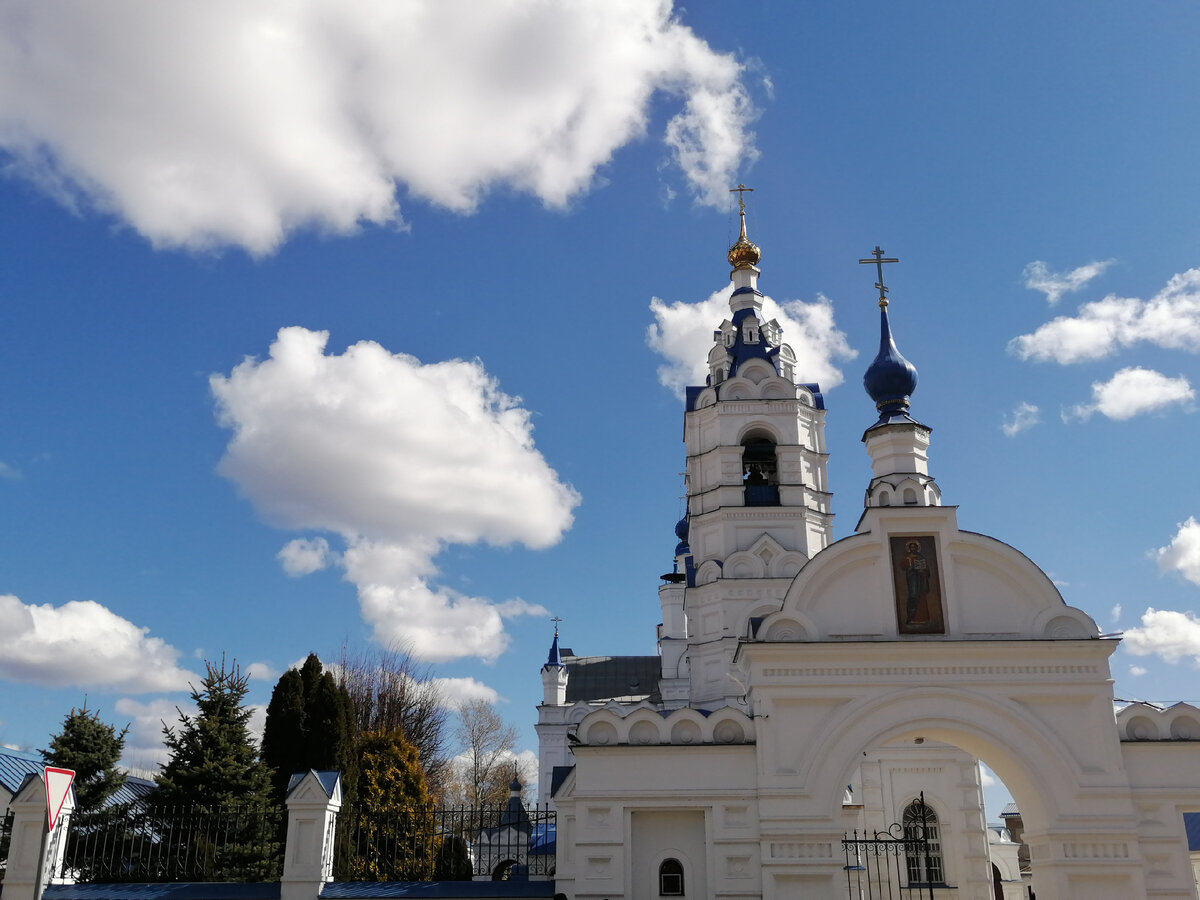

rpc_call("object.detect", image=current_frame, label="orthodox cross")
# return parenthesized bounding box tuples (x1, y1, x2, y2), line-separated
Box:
(729, 183, 754, 214)
(858, 246, 899, 308)
(551, 615, 563, 636)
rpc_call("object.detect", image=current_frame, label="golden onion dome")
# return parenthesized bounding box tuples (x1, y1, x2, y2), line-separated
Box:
(727, 209, 761, 270)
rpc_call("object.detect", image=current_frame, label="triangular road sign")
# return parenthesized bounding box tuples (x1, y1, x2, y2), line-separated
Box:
(44, 766, 75, 831)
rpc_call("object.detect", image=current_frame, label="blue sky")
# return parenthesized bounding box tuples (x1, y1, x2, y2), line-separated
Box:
(2, 2, 1199, 818)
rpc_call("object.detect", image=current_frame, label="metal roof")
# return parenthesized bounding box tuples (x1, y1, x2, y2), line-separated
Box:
(0, 746, 45, 795)
(562, 654, 660, 703)
(1186, 812, 1200, 852)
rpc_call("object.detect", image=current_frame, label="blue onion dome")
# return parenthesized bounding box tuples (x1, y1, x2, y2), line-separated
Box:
(863, 303, 918, 423)
(674, 517, 689, 542)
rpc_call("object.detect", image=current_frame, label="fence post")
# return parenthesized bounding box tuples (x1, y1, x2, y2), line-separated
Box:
(4, 773, 76, 900)
(281, 771, 342, 900)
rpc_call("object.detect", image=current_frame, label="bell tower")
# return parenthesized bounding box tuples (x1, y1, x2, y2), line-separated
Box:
(674, 189, 834, 708)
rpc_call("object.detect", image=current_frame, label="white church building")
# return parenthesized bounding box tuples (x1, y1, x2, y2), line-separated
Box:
(535, 203, 1200, 900)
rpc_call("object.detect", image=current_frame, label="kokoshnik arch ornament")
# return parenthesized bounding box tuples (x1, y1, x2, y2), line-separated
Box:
(536, 196, 1200, 900)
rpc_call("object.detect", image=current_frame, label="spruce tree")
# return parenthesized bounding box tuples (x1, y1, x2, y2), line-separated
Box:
(260, 668, 307, 803)
(155, 658, 276, 881)
(156, 657, 272, 809)
(42, 706, 128, 813)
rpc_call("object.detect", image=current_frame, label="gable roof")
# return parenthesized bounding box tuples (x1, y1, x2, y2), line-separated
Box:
(0, 746, 45, 795)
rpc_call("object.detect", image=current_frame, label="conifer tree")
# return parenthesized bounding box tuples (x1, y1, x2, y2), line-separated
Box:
(347, 730, 437, 881)
(156, 657, 272, 809)
(42, 705, 128, 813)
(260, 653, 355, 805)
(155, 658, 277, 881)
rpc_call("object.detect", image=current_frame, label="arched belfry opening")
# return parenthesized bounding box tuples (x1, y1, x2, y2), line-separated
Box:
(742, 435, 779, 506)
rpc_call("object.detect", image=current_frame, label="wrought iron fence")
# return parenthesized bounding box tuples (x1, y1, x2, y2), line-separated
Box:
(0, 809, 13, 882)
(842, 794, 938, 900)
(49, 805, 285, 883)
(334, 804, 556, 882)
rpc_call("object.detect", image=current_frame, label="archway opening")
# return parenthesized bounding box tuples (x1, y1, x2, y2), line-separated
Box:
(839, 736, 1033, 900)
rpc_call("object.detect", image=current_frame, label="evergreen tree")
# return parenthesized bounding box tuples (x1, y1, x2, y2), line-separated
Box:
(156, 657, 273, 809)
(42, 705, 128, 813)
(153, 658, 278, 880)
(260, 653, 356, 805)
(345, 730, 437, 881)
(42, 706, 131, 883)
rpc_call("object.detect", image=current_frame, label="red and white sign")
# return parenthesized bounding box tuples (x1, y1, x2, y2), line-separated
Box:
(43, 766, 75, 831)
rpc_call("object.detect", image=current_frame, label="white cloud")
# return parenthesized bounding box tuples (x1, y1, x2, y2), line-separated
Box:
(1064, 367, 1194, 421)
(1010, 268, 1200, 364)
(978, 762, 996, 788)
(1123, 607, 1200, 665)
(647, 285, 856, 397)
(1110, 603, 1122, 623)
(211, 327, 579, 662)
(1153, 517, 1200, 587)
(1129, 665, 1147, 677)
(277, 537, 334, 577)
(1000, 401, 1040, 437)
(0, 460, 20, 480)
(0, 594, 194, 691)
(1023, 259, 1113, 306)
(114, 697, 178, 772)
(431, 677, 501, 710)
(245, 662, 278, 682)
(0, 1, 755, 255)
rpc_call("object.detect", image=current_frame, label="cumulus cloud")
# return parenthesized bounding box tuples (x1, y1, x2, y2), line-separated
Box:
(1153, 517, 1200, 586)
(1123, 608, 1200, 665)
(432, 676, 502, 710)
(1111, 603, 1122, 623)
(1000, 401, 1040, 437)
(1023, 259, 1113, 306)
(211, 327, 578, 662)
(1010, 268, 1200, 364)
(245, 662, 278, 682)
(1064, 367, 1194, 422)
(278, 537, 334, 577)
(0, 0, 756, 254)
(114, 697, 179, 772)
(647, 285, 856, 396)
(0, 594, 194, 691)
(978, 762, 996, 788)
(1129, 665, 1147, 677)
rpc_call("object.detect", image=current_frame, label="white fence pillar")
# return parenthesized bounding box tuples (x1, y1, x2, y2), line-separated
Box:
(281, 770, 342, 900)
(4, 773, 76, 900)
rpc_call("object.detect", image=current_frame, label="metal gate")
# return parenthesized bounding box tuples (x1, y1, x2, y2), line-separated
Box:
(842, 793, 937, 900)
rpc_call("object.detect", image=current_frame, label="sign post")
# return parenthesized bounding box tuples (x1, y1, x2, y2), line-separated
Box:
(35, 767, 74, 900)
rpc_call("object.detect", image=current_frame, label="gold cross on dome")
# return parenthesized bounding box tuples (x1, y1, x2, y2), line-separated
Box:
(729, 183, 754, 214)
(858, 245, 899, 308)
(550, 615, 563, 636)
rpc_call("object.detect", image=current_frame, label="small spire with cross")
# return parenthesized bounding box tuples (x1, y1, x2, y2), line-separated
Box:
(727, 184, 761, 272)
(550, 615, 563, 637)
(729, 183, 754, 214)
(858, 246, 899, 308)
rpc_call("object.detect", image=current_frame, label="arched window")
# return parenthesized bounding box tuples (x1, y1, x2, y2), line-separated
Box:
(658, 858, 684, 896)
(742, 437, 779, 506)
(902, 799, 944, 886)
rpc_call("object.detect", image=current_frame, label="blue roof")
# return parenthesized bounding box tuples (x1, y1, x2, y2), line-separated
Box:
(286, 770, 341, 798)
(0, 746, 45, 795)
(321, 884, 556, 898)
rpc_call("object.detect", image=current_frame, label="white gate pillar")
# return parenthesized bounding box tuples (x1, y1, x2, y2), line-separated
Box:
(280, 770, 342, 900)
(4, 773, 76, 900)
